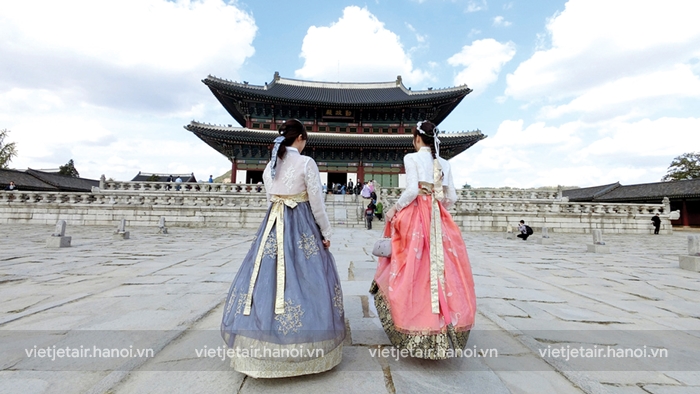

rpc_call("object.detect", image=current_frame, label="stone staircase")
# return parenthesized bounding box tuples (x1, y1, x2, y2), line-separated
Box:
(323, 194, 367, 228)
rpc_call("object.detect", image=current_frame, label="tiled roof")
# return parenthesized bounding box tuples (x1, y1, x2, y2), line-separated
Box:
(594, 178, 700, 201)
(0, 169, 57, 191)
(185, 122, 485, 160)
(563, 178, 700, 202)
(204, 74, 471, 107)
(562, 183, 620, 202)
(131, 173, 197, 182)
(0, 169, 98, 192)
(26, 169, 99, 192)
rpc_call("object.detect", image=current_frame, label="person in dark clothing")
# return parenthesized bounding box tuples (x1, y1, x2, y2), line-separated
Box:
(651, 213, 661, 234)
(517, 220, 532, 240)
(5, 181, 16, 191)
(365, 202, 375, 230)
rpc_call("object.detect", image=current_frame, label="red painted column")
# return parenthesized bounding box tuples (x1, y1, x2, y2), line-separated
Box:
(231, 159, 237, 183)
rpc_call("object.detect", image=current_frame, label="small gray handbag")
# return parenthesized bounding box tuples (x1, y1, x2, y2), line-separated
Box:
(372, 238, 392, 257)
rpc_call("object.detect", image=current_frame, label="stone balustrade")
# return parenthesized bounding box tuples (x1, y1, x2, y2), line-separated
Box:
(101, 181, 265, 194)
(0, 185, 674, 234)
(381, 187, 563, 200)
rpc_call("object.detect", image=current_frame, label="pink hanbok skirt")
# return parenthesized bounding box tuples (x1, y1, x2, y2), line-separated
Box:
(371, 194, 476, 359)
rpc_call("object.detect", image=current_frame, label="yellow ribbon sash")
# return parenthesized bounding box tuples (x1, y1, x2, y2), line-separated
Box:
(419, 158, 446, 314)
(243, 191, 309, 315)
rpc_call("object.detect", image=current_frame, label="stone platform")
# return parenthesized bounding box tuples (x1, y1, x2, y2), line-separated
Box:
(0, 225, 699, 394)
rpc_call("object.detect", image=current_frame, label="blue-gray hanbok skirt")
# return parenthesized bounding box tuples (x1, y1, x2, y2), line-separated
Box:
(221, 200, 345, 378)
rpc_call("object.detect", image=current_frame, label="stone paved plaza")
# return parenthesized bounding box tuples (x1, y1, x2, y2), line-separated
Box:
(1, 224, 699, 394)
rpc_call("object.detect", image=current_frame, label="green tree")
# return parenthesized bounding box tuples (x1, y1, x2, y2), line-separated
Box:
(58, 159, 80, 177)
(0, 129, 18, 169)
(661, 152, 700, 181)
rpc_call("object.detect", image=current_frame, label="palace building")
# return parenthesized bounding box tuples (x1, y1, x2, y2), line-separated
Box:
(186, 72, 485, 187)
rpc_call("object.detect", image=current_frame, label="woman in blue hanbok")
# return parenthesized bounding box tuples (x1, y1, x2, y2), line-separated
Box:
(221, 119, 345, 378)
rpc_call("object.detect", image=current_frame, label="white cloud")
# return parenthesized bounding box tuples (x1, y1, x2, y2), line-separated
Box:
(448, 39, 516, 94)
(0, 0, 256, 180)
(482, 119, 580, 148)
(539, 64, 700, 120)
(505, 0, 700, 104)
(574, 117, 700, 160)
(449, 115, 700, 188)
(406, 23, 427, 43)
(465, 0, 487, 13)
(493, 16, 512, 27)
(0, 0, 256, 114)
(295, 6, 430, 86)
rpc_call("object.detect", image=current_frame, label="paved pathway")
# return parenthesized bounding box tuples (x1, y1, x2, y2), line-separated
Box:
(0, 224, 699, 393)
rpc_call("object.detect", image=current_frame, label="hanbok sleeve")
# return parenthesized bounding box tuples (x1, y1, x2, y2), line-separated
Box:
(304, 157, 332, 241)
(442, 160, 458, 210)
(263, 163, 272, 208)
(395, 154, 419, 211)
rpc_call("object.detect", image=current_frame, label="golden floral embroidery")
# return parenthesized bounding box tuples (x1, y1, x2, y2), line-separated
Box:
(224, 287, 238, 319)
(297, 232, 319, 259)
(333, 283, 344, 317)
(262, 234, 277, 259)
(370, 282, 471, 360)
(224, 288, 247, 319)
(275, 299, 304, 335)
(234, 291, 246, 316)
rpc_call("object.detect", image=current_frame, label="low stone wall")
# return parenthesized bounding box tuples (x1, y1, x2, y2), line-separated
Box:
(381, 187, 674, 234)
(0, 188, 270, 229)
(0, 183, 675, 234)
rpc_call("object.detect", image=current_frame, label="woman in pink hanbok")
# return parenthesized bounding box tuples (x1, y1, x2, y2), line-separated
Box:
(370, 120, 476, 359)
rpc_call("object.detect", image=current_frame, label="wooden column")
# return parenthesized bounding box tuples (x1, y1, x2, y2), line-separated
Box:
(230, 159, 237, 183)
(682, 199, 690, 227)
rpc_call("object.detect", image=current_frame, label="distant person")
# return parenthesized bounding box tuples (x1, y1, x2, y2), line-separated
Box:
(651, 213, 661, 234)
(361, 182, 371, 199)
(208, 175, 214, 183)
(517, 220, 532, 240)
(166, 175, 173, 190)
(340, 184, 346, 194)
(5, 181, 16, 191)
(374, 200, 383, 221)
(365, 202, 375, 230)
(347, 179, 354, 192)
(323, 183, 328, 194)
(175, 176, 182, 191)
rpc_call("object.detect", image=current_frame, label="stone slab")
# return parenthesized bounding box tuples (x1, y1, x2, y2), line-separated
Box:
(46, 236, 71, 248)
(678, 255, 700, 272)
(113, 231, 130, 240)
(587, 244, 610, 253)
(535, 237, 554, 245)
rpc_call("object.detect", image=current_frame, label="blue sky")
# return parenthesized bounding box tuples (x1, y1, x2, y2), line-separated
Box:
(1, 0, 699, 187)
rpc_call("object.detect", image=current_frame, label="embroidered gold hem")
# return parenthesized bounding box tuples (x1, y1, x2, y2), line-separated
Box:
(229, 343, 343, 378)
(370, 283, 470, 360)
